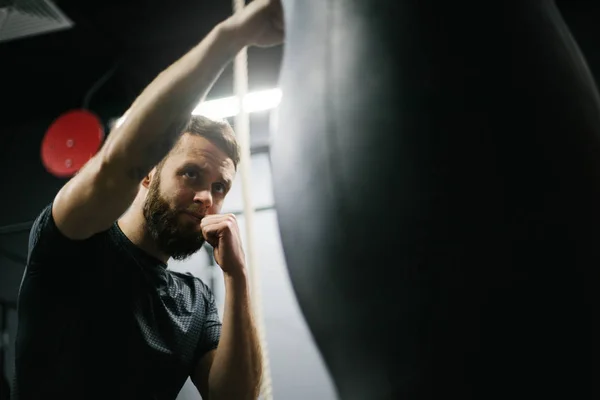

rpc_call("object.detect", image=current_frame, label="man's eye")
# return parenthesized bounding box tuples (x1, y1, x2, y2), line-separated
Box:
(184, 170, 198, 179)
(213, 183, 226, 193)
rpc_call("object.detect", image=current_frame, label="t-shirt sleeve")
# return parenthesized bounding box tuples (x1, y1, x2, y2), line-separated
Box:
(26, 202, 84, 270)
(196, 287, 222, 360)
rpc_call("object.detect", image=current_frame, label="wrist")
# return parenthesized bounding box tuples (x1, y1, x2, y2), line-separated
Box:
(224, 267, 249, 287)
(218, 16, 253, 52)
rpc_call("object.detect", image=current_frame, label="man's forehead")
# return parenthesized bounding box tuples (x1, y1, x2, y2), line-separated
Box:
(176, 135, 235, 178)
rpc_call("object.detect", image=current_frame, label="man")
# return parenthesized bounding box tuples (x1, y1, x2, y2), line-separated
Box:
(11, 0, 284, 399)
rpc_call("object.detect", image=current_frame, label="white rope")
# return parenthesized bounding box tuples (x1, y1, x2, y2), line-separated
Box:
(232, 1, 274, 399)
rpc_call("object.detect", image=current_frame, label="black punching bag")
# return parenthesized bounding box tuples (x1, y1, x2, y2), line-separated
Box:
(271, 1, 600, 399)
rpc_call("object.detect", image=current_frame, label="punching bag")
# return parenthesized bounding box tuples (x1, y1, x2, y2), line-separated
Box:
(271, 1, 600, 399)
(0, 304, 9, 400)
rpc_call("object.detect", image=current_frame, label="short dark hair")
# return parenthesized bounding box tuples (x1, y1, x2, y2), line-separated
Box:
(183, 115, 241, 168)
(157, 115, 240, 173)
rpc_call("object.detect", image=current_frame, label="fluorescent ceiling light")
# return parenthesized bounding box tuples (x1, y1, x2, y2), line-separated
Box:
(192, 88, 282, 119)
(114, 88, 282, 129)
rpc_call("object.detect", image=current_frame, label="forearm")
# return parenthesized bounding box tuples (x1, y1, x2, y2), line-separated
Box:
(101, 20, 245, 181)
(209, 272, 263, 400)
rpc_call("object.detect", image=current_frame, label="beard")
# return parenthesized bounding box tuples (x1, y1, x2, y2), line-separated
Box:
(142, 173, 205, 261)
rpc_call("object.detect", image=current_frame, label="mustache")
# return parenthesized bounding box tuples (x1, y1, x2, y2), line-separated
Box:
(182, 208, 206, 219)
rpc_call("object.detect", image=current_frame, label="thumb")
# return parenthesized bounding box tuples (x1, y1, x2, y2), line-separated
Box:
(202, 227, 220, 248)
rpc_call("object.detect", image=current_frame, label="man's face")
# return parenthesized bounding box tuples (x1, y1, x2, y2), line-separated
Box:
(143, 134, 236, 260)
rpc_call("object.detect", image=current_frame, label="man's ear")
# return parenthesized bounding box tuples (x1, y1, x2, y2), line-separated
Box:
(141, 167, 157, 189)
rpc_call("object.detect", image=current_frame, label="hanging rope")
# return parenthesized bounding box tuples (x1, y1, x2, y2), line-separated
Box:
(232, 1, 274, 399)
(82, 63, 119, 110)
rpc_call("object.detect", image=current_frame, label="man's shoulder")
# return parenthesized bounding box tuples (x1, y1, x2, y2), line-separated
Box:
(28, 202, 75, 259)
(165, 270, 218, 313)
(28, 202, 55, 245)
(27, 201, 117, 267)
(167, 269, 212, 292)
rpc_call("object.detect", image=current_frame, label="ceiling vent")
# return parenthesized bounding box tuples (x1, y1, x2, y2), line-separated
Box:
(0, 0, 73, 43)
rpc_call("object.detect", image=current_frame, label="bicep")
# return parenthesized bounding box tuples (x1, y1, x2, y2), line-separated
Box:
(52, 151, 141, 240)
(192, 349, 216, 399)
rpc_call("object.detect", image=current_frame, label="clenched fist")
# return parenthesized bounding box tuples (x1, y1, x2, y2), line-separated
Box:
(226, 0, 284, 48)
(201, 213, 246, 277)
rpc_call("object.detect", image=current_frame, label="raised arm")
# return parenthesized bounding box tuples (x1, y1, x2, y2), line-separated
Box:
(53, 0, 281, 240)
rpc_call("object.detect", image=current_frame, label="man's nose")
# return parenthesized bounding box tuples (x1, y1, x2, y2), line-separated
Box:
(194, 189, 213, 209)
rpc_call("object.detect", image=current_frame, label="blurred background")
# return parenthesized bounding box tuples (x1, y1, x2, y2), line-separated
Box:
(1, 0, 600, 399)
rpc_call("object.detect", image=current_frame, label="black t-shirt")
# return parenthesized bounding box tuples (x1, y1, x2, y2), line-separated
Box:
(11, 203, 221, 400)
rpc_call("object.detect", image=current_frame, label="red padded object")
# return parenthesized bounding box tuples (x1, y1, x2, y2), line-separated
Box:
(41, 109, 104, 178)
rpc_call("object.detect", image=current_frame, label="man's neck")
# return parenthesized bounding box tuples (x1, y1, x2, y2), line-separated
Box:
(118, 207, 170, 264)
